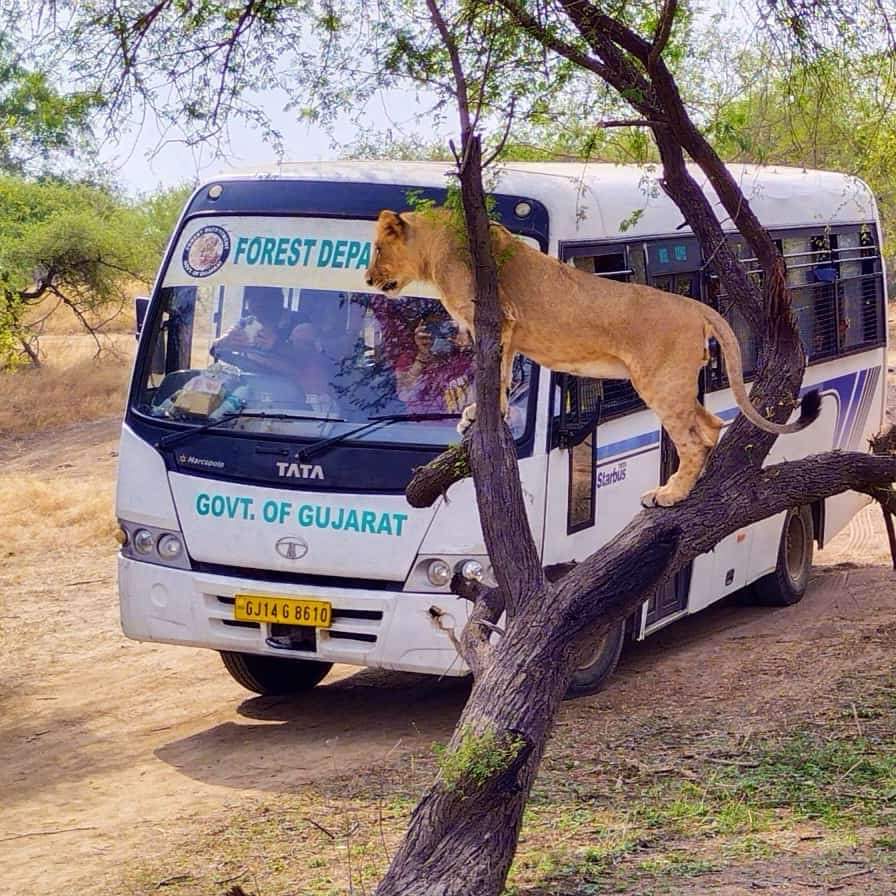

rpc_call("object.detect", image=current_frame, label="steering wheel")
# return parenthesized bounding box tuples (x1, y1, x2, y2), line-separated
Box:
(212, 346, 280, 376)
(212, 346, 319, 411)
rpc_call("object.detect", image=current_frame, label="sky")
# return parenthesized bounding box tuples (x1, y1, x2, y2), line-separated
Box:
(102, 107, 370, 196)
(79, 0, 751, 196)
(98, 85, 445, 196)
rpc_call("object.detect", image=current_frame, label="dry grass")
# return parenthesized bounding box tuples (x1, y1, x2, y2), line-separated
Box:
(0, 332, 135, 435)
(0, 301, 135, 557)
(0, 470, 117, 559)
(23, 293, 138, 335)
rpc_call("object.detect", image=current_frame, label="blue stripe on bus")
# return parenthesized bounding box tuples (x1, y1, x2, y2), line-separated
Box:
(596, 429, 660, 461)
(836, 368, 867, 448)
(592, 366, 878, 465)
(845, 367, 879, 450)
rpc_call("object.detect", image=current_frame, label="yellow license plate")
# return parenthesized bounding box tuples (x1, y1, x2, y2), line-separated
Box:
(233, 595, 332, 627)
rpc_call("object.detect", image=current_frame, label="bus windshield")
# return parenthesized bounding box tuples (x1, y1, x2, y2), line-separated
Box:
(135, 282, 532, 446)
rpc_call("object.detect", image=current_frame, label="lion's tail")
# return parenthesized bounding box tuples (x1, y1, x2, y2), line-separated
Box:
(700, 305, 821, 435)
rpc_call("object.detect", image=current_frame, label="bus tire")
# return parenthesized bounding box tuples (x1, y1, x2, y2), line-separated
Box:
(564, 619, 626, 699)
(219, 651, 333, 695)
(751, 505, 814, 606)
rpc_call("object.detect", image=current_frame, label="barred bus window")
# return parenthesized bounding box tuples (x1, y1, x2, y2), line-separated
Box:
(859, 228, 883, 344)
(838, 229, 867, 351)
(568, 432, 595, 531)
(571, 251, 629, 282)
(810, 234, 838, 357)
(567, 244, 645, 419)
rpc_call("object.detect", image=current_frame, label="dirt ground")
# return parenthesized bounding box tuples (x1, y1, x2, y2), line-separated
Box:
(1, 396, 895, 894)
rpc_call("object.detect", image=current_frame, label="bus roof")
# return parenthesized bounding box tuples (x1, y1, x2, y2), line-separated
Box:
(212, 160, 878, 244)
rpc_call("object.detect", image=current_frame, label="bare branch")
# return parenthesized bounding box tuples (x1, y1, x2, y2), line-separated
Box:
(425, 0, 472, 137)
(18, 335, 41, 368)
(481, 98, 517, 168)
(495, 0, 615, 82)
(595, 117, 661, 128)
(18, 279, 53, 303)
(211, 1, 262, 125)
(649, 0, 678, 71)
(49, 287, 103, 358)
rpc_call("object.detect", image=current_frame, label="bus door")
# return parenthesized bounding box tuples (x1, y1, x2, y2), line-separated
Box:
(643, 239, 703, 628)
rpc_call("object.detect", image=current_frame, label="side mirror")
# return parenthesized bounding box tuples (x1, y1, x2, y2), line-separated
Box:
(555, 374, 602, 449)
(134, 296, 150, 339)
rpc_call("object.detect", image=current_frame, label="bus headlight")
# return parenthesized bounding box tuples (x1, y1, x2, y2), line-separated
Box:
(118, 520, 190, 570)
(405, 555, 495, 592)
(457, 559, 484, 582)
(426, 559, 452, 587)
(157, 534, 184, 560)
(133, 529, 156, 555)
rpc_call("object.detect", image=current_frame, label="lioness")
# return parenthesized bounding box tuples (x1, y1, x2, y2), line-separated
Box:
(365, 209, 820, 507)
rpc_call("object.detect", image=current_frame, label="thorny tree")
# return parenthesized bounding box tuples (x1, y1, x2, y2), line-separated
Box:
(354, 3, 896, 895)
(36, 0, 896, 892)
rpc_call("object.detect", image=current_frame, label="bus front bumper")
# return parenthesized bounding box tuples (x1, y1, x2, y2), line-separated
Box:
(118, 556, 471, 677)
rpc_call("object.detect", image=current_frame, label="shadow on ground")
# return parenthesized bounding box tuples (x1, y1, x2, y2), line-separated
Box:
(154, 668, 471, 792)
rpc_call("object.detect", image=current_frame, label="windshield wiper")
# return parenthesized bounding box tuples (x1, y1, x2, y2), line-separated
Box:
(156, 411, 345, 450)
(297, 412, 461, 462)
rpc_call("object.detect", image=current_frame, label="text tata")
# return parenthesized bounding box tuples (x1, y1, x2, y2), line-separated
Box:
(277, 461, 324, 480)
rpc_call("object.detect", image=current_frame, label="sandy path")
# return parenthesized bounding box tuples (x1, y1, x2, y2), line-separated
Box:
(1, 411, 894, 895)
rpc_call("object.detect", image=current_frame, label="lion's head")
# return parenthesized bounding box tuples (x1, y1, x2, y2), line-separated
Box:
(365, 210, 416, 296)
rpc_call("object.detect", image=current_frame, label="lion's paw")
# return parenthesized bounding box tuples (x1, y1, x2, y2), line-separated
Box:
(457, 403, 478, 435)
(640, 486, 684, 508)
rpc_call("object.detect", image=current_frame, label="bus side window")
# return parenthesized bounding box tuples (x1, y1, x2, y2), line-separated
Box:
(571, 251, 629, 282)
(567, 246, 645, 418)
(553, 375, 600, 532)
(839, 228, 885, 351)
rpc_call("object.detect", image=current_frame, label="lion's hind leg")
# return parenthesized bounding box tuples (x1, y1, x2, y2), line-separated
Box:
(695, 403, 724, 449)
(640, 410, 712, 509)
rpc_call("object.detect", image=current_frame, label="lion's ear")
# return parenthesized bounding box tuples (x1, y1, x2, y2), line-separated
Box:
(378, 209, 408, 241)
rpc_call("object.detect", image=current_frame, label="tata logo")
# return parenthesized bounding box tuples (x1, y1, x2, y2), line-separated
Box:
(276, 461, 325, 480)
(275, 536, 309, 560)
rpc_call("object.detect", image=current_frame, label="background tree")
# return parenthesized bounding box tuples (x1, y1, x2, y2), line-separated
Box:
(707, 48, 896, 277)
(24, 0, 896, 893)
(0, 34, 101, 175)
(0, 11, 188, 367)
(0, 176, 176, 366)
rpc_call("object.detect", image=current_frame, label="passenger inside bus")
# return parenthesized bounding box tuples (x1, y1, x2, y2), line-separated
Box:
(286, 317, 340, 416)
(210, 285, 293, 373)
(394, 317, 474, 414)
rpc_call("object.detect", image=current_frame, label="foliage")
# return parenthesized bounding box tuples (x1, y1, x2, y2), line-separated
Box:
(0, 177, 183, 367)
(434, 725, 526, 791)
(706, 50, 896, 263)
(0, 34, 101, 176)
(138, 183, 195, 257)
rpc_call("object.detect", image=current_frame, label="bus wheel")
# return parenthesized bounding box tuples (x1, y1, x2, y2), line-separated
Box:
(751, 505, 814, 606)
(564, 619, 626, 699)
(219, 651, 333, 695)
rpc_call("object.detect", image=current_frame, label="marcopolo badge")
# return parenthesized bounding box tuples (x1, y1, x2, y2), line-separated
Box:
(182, 224, 231, 277)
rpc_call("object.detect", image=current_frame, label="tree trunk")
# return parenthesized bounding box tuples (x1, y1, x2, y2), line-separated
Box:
(373, 123, 896, 896)
(374, 506, 679, 896)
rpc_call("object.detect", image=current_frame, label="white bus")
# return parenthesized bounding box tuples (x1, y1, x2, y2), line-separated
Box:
(116, 161, 888, 697)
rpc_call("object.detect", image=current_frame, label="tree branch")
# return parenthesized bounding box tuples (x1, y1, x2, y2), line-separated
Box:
(557, 443, 896, 635)
(494, 0, 615, 83)
(481, 97, 517, 168)
(595, 117, 661, 128)
(426, 0, 472, 138)
(649, 0, 678, 72)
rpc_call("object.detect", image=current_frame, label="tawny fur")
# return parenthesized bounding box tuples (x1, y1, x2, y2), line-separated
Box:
(366, 209, 818, 507)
